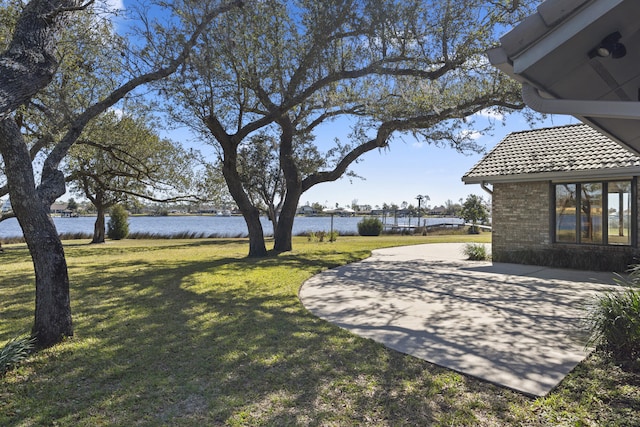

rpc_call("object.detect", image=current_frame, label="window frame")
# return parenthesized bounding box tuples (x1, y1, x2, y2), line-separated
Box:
(551, 178, 637, 247)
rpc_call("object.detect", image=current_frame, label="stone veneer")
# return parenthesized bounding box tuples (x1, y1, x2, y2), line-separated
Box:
(491, 181, 640, 271)
(492, 181, 551, 254)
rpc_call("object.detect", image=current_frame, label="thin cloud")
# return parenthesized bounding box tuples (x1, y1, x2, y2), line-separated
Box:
(475, 108, 505, 121)
(460, 129, 482, 140)
(102, 0, 125, 11)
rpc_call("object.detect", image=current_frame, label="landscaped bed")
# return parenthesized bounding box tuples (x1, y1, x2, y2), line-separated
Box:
(1, 235, 638, 426)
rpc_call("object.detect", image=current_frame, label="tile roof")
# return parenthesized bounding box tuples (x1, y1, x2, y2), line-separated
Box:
(463, 124, 640, 183)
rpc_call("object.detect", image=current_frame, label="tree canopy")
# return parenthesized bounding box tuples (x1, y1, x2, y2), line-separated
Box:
(66, 109, 195, 242)
(461, 193, 489, 233)
(168, 0, 535, 256)
(0, 0, 531, 346)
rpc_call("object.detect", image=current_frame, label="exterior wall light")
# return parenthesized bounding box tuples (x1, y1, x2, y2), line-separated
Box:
(588, 31, 627, 59)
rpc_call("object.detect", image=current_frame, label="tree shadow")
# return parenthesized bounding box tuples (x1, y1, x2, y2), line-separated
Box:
(300, 257, 619, 397)
(2, 243, 602, 425)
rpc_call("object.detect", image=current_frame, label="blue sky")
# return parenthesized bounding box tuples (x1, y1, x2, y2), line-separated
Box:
(298, 112, 580, 210)
(169, 110, 579, 210)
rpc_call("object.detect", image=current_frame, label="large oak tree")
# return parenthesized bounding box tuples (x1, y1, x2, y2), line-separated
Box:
(170, 0, 534, 256)
(0, 0, 244, 347)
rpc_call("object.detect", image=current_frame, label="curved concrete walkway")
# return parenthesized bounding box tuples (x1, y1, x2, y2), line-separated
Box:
(299, 243, 617, 396)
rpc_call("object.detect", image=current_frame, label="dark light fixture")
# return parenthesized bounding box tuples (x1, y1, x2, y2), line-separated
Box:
(588, 31, 627, 59)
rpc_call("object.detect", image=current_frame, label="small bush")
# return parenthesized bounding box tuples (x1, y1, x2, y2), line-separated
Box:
(308, 231, 322, 242)
(467, 225, 481, 234)
(586, 288, 640, 364)
(307, 230, 338, 242)
(358, 217, 383, 236)
(462, 243, 490, 261)
(586, 268, 640, 364)
(492, 248, 634, 272)
(1, 335, 36, 375)
(107, 205, 129, 240)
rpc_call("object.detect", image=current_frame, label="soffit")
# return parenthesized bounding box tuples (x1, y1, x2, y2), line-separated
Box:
(490, 0, 640, 153)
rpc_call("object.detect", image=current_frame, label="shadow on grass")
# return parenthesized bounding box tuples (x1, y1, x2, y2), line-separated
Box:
(1, 240, 601, 426)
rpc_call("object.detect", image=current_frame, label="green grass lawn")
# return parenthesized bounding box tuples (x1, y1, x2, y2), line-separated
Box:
(1, 234, 638, 426)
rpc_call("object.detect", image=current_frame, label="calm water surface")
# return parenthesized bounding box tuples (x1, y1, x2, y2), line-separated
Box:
(0, 215, 463, 238)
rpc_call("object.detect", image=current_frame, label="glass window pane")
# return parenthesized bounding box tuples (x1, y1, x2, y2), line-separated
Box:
(607, 181, 631, 245)
(581, 183, 603, 244)
(556, 184, 577, 243)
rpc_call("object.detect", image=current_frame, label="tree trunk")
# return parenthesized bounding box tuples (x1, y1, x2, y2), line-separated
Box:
(205, 115, 268, 257)
(222, 138, 267, 257)
(274, 189, 301, 252)
(227, 179, 267, 257)
(243, 205, 268, 257)
(26, 213, 73, 348)
(0, 0, 82, 348)
(92, 203, 106, 243)
(273, 117, 301, 252)
(0, 118, 72, 348)
(267, 204, 278, 233)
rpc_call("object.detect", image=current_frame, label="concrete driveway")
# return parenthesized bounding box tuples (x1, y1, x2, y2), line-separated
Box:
(299, 243, 617, 396)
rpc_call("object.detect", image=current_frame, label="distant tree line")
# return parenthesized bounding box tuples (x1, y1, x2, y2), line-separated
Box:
(300, 196, 486, 218)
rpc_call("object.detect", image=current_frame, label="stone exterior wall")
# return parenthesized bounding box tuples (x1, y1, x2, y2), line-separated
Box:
(492, 181, 551, 254)
(491, 180, 639, 271)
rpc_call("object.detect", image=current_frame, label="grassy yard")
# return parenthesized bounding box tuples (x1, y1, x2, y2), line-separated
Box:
(1, 234, 638, 426)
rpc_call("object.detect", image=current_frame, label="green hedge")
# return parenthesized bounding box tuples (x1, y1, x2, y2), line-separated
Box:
(357, 218, 383, 236)
(107, 205, 129, 240)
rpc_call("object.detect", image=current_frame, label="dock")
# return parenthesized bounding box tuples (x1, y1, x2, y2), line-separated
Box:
(383, 222, 491, 233)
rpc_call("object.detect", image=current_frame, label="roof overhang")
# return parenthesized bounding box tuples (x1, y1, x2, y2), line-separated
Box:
(488, 0, 640, 153)
(462, 165, 640, 185)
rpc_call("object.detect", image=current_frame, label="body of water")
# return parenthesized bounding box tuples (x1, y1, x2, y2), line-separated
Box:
(0, 215, 464, 239)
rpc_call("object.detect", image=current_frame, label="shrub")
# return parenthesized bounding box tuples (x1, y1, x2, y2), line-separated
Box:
(467, 225, 481, 234)
(462, 243, 490, 261)
(1, 335, 36, 375)
(307, 230, 338, 242)
(308, 231, 323, 242)
(492, 248, 634, 272)
(107, 205, 129, 240)
(586, 267, 640, 365)
(586, 288, 640, 364)
(358, 217, 383, 236)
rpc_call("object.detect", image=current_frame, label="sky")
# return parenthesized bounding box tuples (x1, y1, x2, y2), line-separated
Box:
(165, 110, 579, 211)
(286, 112, 579, 210)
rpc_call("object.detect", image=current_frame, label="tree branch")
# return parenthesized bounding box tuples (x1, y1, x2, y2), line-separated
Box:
(0, 0, 83, 119)
(301, 93, 526, 192)
(38, 0, 245, 205)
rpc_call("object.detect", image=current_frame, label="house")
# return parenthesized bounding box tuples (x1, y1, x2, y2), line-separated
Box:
(297, 205, 317, 215)
(476, 0, 640, 270)
(463, 124, 640, 271)
(50, 202, 68, 215)
(428, 206, 447, 216)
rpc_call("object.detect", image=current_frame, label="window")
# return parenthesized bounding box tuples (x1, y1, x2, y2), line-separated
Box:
(581, 183, 602, 244)
(608, 181, 632, 245)
(554, 180, 634, 246)
(556, 184, 577, 243)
